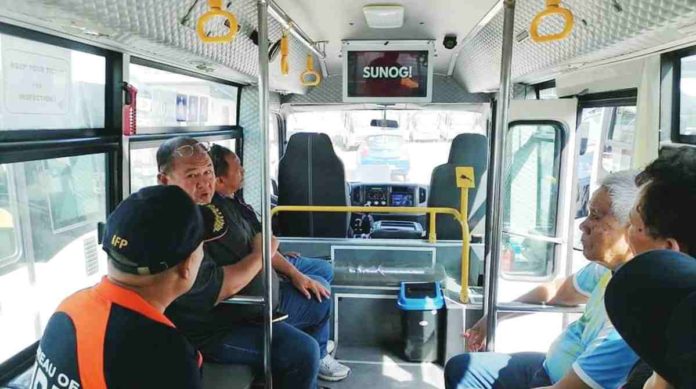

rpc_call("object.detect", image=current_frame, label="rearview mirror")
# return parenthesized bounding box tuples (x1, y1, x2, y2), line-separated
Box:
(370, 119, 399, 128)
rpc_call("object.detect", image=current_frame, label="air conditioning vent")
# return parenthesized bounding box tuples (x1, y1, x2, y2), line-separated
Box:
(419, 187, 427, 203)
(84, 236, 99, 277)
(352, 187, 362, 204)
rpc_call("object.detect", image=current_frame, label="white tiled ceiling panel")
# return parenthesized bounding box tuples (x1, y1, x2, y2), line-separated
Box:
(0, 0, 316, 93)
(455, 0, 696, 92)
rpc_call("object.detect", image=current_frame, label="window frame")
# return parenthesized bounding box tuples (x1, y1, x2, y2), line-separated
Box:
(534, 80, 557, 100)
(126, 129, 243, 194)
(128, 57, 243, 134)
(661, 47, 696, 144)
(501, 120, 565, 282)
(0, 164, 22, 268)
(0, 21, 123, 383)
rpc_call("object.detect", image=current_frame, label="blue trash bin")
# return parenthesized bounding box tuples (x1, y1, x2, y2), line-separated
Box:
(397, 281, 444, 362)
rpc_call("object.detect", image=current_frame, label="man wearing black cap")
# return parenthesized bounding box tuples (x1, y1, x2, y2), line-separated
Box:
(157, 137, 321, 389)
(606, 147, 696, 389)
(29, 185, 226, 389)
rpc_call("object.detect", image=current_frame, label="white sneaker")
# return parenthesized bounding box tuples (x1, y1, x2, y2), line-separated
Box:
(318, 354, 351, 382)
(326, 340, 335, 355)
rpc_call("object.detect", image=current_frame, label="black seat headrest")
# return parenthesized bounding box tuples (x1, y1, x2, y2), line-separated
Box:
(277, 133, 349, 237)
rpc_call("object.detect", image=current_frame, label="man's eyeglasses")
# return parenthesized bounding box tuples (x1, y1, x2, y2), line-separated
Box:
(173, 142, 210, 158)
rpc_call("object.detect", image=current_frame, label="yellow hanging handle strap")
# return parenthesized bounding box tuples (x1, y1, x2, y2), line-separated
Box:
(530, 0, 574, 43)
(300, 54, 321, 86)
(197, 0, 238, 43)
(280, 32, 289, 76)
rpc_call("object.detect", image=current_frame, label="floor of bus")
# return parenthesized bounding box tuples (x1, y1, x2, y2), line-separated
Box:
(327, 344, 444, 388)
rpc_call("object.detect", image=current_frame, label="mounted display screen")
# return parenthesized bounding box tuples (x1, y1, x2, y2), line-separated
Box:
(342, 42, 433, 103)
(391, 193, 414, 206)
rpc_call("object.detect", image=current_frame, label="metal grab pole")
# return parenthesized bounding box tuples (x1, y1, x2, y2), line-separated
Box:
(257, 1, 273, 387)
(483, 0, 515, 352)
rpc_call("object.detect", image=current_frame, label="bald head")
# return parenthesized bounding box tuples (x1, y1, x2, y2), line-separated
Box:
(157, 137, 200, 174)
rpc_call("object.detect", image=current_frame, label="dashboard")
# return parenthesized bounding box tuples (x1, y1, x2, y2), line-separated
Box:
(350, 183, 428, 208)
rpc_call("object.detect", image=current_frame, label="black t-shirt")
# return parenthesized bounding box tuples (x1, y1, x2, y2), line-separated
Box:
(205, 194, 280, 317)
(31, 277, 202, 389)
(165, 252, 236, 349)
(207, 194, 261, 265)
(605, 250, 696, 388)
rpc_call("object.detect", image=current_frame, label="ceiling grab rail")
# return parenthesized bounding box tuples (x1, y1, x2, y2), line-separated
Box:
(280, 31, 289, 75)
(530, 0, 574, 43)
(300, 54, 321, 86)
(271, 201, 474, 303)
(196, 0, 239, 43)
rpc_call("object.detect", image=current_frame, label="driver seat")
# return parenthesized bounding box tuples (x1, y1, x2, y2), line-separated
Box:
(277, 133, 350, 237)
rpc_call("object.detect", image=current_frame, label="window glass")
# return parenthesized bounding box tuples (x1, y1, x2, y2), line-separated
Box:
(0, 154, 107, 365)
(603, 106, 635, 173)
(270, 115, 279, 181)
(129, 64, 238, 127)
(0, 165, 18, 266)
(130, 139, 236, 193)
(538, 87, 557, 100)
(502, 123, 562, 278)
(501, 233, 555, 277)
(503, 124, 561, 237)
(0, 34, 105, 130)
(680, 55, 696, 136)
(130, 146, 159, 193)
(286, 109, 485, 185)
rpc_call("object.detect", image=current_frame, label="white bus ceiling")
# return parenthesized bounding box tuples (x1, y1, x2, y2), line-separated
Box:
(1, 1, 696, 96)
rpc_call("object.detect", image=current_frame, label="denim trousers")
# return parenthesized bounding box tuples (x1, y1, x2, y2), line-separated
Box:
(444, 352, 552, 389)
(202, 257, 333, 389)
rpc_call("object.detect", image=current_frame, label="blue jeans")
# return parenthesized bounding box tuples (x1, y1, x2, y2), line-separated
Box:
(287, 256, 334, 283)
(201, 257, 333, 389)
(445, 352, 551, 389)
(202, 322, 320, 389)
(284, 256, 333, 359)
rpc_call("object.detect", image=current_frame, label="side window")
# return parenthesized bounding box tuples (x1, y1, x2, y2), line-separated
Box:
(270, 114, 279, 182)
(130, 146, 160, 193)
(0, 154, 107, 365)
(502, 123, 563, 278)
(603, 106, 636, 173)
(572, 103, 636, 272)
(0, 165, 19, 266)
(129, 138, 236, 194)
(129, 63, 238, 128)
(679, 54, 696, 137)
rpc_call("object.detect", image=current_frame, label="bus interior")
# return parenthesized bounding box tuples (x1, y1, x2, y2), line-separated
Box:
(0, 0, 693, 388)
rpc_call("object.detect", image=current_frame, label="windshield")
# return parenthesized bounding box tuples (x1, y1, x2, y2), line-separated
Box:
(286, 109, 485, 184)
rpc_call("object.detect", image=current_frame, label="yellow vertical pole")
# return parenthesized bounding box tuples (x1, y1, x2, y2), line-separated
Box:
(428, 210, 437, 243)
(456, 167, 475, 303)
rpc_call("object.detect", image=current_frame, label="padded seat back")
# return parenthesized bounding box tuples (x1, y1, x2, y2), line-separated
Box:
(277, 133, 349, 237)
(427, 133, 488, 240)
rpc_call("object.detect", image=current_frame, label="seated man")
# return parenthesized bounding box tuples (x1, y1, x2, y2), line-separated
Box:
(157, 137, 323, 389)
(30, 185, 226, 389)
(605, 147, 696, 389)
(445, 171, 640, 389)
(207, 144, 350, 381)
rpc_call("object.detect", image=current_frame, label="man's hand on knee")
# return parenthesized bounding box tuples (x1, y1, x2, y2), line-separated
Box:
(291, 273, 330, 302)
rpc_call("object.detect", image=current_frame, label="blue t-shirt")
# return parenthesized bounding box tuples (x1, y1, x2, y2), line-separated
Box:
(543, 263, 638, 389)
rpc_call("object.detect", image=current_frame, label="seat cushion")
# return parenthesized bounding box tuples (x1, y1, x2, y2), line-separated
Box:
(202, 363, 255, 389)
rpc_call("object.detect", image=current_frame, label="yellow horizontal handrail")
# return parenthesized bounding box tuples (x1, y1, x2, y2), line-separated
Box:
(271, 205, 464, 243)
(272, 204, 472, 302)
